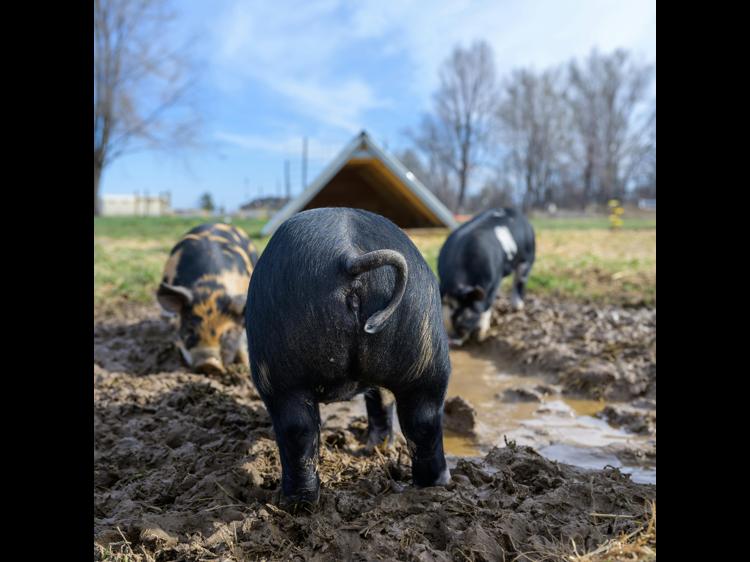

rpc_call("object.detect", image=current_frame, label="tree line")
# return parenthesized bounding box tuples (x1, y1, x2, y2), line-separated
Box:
(400, 41, 655, 213)
(95, 1, 654, 217)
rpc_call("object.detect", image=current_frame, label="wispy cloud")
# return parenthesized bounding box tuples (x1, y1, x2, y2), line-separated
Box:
(210, 1, 391, 133)
(340, 0, 656, 101)
(214, 131, 344, 163)
(209, 0, 655, 129)
(272, 77, 388, 133)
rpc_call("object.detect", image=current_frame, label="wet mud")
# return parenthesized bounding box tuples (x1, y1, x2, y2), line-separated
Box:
(471, 296, 656, 402)
(94, 300, 656, 561)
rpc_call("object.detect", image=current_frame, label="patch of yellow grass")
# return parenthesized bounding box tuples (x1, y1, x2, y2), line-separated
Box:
(537, 230, 655, 264)
(406, 228, 656, 268)
(568, 501, 656, 562)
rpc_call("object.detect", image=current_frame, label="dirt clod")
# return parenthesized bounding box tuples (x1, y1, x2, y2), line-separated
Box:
(443, 396, 477, 435)
(499, 387, 543, 402)
(597, 404, 656, 436)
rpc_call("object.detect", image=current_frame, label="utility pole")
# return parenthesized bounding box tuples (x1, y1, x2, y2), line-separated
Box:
(284, 160, 291, 199)
(302, 136, 308, 191)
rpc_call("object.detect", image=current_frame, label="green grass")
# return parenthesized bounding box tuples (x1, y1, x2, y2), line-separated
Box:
(94, 215, 268, 240)
(94, 214, 656, 240)
(94, 215, 656, 309)
(94, 241, 172, 306)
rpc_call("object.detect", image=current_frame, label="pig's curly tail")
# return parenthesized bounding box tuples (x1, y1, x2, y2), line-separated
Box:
(346, 250, 408, 334)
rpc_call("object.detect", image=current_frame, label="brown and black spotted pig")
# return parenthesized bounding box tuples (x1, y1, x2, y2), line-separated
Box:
(157, 223, 259, 375)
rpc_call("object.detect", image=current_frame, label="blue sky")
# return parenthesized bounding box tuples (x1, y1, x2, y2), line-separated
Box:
(101, 0, 656, 211)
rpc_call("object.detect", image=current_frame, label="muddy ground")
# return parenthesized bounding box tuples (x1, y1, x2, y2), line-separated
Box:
(94, 299, 656, 561)
(456, 296, 657, 474)
(477, 296, 656, 404)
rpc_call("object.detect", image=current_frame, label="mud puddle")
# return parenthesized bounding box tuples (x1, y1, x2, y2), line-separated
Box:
(444, 349, 656, 484)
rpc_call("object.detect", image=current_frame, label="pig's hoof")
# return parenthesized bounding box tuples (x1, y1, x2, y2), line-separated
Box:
(434, 467, 452, 486)
(413, 467, 452, 489)
(285, 500, 317, 514)
(278, 491, 320, 513)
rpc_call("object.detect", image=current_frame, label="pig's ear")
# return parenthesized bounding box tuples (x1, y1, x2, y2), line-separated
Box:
(468, 286, 486, 301)
(157, 283, 193, 313)
(459, 285, 486, 302)
(228, 294, 247, 318)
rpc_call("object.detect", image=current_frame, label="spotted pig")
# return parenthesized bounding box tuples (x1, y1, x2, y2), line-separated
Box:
(157, 222, 259, 374)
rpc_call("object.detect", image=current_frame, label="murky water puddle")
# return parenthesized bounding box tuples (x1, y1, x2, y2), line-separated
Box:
(444, 349, 656, 484)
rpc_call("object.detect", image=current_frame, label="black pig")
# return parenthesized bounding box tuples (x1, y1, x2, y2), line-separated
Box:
(246, 208, 451, 506)
(438, 208, 535, 344)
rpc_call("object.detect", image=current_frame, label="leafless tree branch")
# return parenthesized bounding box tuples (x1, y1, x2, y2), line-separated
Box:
(94, 0, 201, 214)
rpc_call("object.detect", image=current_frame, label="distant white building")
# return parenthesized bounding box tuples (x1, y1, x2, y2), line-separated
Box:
(101, 193, 171, 216)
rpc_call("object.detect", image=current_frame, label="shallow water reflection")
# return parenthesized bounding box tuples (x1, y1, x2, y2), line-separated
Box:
(445, 349, 655, 484)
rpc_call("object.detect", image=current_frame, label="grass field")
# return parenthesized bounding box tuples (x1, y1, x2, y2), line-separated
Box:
(94, 215, 656, 310)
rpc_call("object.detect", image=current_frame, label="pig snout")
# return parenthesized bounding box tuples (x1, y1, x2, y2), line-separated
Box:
(191, 348, 226, 375)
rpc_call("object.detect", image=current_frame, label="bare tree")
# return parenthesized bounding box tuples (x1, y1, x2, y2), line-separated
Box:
(496, 67, 570, 211)
(408, 41, 499, 212)
(466, 179, 514, 213)
(566, 49, 654, 206)
(627, 104, 656, 200)
(94, 0, 200, 214)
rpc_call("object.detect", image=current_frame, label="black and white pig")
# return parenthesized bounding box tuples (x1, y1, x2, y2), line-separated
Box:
(157, 223, 259, 375)
(438, 208, 535, 345)
(246, 208, 451, 507)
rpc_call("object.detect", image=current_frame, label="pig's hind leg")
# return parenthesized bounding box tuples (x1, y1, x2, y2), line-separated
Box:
(364, 387, 394, 448)
(394, 374, 451, 488)
(510, 261, 532, 311)
(266, 393, 322, 509)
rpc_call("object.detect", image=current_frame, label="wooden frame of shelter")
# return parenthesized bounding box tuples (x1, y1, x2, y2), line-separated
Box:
(260, 131, 458, 236)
